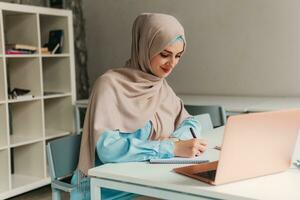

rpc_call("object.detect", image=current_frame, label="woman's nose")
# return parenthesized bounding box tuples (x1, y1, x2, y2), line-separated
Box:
(167, 57, 176, 68)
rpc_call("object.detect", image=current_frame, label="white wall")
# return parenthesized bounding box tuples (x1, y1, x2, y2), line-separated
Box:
(83, 0, 300, 97)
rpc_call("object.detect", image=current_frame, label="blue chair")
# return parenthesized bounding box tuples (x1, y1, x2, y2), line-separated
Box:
(185, 105, 227, 128)
(47, 134, 81, 200)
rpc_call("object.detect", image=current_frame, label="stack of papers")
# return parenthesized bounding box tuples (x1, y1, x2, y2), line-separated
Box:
(149, 157, 209, 164)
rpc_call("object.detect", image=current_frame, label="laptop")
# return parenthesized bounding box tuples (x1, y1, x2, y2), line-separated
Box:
(174, 109, 300, 185)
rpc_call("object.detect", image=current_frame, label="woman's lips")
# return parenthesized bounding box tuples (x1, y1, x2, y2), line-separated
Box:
(161, 66, 171, 73)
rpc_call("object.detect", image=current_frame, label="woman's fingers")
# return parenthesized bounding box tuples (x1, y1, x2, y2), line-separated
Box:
(195, 139, 208, 154)
(199, 139, 208, 146)
(199, 144, 207, 153)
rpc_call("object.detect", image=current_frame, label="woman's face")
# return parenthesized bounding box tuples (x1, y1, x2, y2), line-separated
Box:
(150, 41, 184, 78)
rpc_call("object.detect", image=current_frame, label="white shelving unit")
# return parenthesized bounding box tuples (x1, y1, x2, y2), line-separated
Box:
(0, 2, 76, 199)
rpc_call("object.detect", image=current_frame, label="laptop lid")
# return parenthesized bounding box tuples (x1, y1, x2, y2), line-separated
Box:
(214, 109, 300, 185)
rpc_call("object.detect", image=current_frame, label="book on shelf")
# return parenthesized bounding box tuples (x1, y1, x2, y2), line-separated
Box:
(5, 49, 35, 55)
(6, 43, 37, 52)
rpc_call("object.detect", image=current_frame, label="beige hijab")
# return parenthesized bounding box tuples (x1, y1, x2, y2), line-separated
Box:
(78, 13, 190, 175)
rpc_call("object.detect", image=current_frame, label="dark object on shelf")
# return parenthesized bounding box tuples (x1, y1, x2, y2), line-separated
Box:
(48, 0, 65, 8)
(43, 30, 64, 54)
(8, 88, 30, 99)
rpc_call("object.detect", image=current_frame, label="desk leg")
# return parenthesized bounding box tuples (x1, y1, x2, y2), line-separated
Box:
(91, 178, 101, 200)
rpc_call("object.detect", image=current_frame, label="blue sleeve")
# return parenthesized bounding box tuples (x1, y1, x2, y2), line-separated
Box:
(96, 121, 174, 163)
(171, 116, 202, 140)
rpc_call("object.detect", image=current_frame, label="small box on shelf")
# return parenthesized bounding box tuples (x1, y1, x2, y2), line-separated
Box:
(11, 142, 45, 189)
(0, 149, 9, 193)
(0, 104, 8, 148)
(40, 47, 50, 55)
(3, 11, 39, 54)
(9, 100, 43, 146)
(6, 58, 42, 99)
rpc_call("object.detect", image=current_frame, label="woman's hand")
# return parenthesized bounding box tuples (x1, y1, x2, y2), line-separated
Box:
(174, 139, 208, 157)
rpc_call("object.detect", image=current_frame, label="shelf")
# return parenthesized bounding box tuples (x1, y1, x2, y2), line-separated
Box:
(0, 59, 5, 101)
(3, 11, 39, 52)
(44, 96, 74, 138)
(11, 142, 45, 189)
(45, 129, 71, 140)
(41, 53, 69, 58)
(11, 174, 43, 189)
(9, 100, 43, 145)
(0, 104, 8, 148)
(8, 96, 42, 103)
(40, 14, 69, 54)
(6, 57, 42, 98)
(0, 149, 9, 193)
(43, 92, 71, 99)
(0, 2, 75, 198)
(10, 136, 43, 148)
(42, 57, 71, 93)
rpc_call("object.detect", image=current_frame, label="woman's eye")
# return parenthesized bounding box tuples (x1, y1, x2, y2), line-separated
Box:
(176, 55, 181, 58)
(160, 53, 169, 58)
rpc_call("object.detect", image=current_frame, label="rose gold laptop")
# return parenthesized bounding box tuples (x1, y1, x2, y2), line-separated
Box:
(174, 109, 300, 185)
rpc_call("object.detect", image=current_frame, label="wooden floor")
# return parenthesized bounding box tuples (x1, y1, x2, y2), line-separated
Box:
(7, 185, 69, 200)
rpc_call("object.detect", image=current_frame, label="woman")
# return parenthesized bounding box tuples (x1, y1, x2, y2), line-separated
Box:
(71, 13, 208, 200)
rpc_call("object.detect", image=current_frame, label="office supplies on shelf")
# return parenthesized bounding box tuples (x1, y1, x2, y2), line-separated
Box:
(44, 29, 64, 54)
(150, 157, 209, 164)
(8, 88, 32, 99)
(51, 43, 60, 54)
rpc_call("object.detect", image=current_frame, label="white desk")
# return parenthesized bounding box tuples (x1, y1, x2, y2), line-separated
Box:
(179, 94, 300, 113)
(88, 128, 300, 200)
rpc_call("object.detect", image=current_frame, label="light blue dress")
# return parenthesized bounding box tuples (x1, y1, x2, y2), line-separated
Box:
(71, 116, 201, 200)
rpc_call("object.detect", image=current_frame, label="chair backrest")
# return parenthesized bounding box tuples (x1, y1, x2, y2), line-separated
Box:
(185, 105, 227, 128)
(47, 134, 81, 180)
(194, 113, 213, 132)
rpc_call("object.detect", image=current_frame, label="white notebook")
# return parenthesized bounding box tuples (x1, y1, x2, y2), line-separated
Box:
(149, 157, 209, 164)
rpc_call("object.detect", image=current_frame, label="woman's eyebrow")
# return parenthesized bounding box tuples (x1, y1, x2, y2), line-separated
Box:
(163, 49, 184, 54)
(162, 50, 173, 54)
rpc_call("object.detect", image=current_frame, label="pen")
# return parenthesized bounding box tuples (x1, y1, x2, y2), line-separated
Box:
(190, 127, 197, 138)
